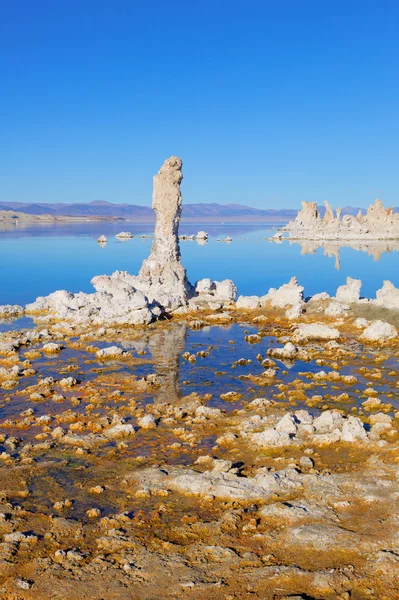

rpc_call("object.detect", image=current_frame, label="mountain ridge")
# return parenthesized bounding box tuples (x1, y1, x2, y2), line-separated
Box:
(0, 201, 396, 220)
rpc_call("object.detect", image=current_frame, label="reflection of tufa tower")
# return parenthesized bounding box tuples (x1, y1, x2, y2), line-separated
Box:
(148, 323, 187, 403)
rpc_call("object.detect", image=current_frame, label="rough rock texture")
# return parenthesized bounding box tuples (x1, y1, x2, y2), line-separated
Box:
(293, 323, 341, 342)
(283, 199, 399, 240)
(335, 276, 362, 303)
(137, 157, 192, 310)
(360, 320, 398, 342)
(26, 276, 155, 326)
(236, 295, 261, 309)
(374, 280, 399, 310)
(260, 277, 304, 308)
(0, 304, 24, 318)
(324, 300, 350, 317)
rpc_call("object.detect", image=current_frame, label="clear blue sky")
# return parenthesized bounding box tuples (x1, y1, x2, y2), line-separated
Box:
(1, 0, 398, 208)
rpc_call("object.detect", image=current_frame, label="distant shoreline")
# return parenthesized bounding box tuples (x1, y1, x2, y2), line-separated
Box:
(0, 211, 286, 224)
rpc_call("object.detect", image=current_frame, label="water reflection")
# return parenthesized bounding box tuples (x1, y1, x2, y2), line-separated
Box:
(288, 239, 399, 270)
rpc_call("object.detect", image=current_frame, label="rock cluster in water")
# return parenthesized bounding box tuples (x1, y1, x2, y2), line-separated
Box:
(282, 198, 399, 240)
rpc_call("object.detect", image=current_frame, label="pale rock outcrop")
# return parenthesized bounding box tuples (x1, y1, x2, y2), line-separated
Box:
(97, 235, 107, 243)
(260, 277, 304, 308)
(268, 342, 299, 360)
(26, 277, 155, 326)
(96, 346, 124, 359)
(308, 292, 330, 303)
(131, 465, 301, 502)
(42, 342, 63, 353)
(354, 317, 369, 329)
(360, 320, 398, 342)
(196, 231, 208, 240)
(137, 414, 157, 429)
(214, 279, 237, 300)
(335, 277, 362, 303)
(137, 157, 192, 310)
(190, 278, 237, 311)
(285, 303, 303, 319)
(195, 279, 214, 294)
(0, 304, 24, 318)
(283, 199, 399, 240)
(373, 280, 399, 310)
(236, 295, 260, 309)
(324, 301, 350, 317)
(293, 323, 341, 342)
(275, 413, 298, 435)
(251, 428, 291, 447)
(115, 231, 133, 239)
(341, 416, 368, 442)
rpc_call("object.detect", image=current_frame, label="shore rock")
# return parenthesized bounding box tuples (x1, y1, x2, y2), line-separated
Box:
(236, 295, 260, 309)
(0, 305, 24, 318)
(335, 277, 362, 303)
(292, 323, 340, 342)
(360, 320, 398, 342)
(374, 280, 399, 310)
(261, 277, 304, 308)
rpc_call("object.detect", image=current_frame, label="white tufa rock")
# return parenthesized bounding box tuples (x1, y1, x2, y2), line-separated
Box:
(285, 303, 304, 320)
(360, 320, 398, 342)
(137, 156, 192, 310)
(324, 301, 350, 317)
(115, 231, 133, 239)
(353, 317, 369, 329)
(283, 199, 399, 240)
(292, 323, 340, 342)
(137, 414, 157, 429)
(195, 279, 215, 295)
(252, 428, 291, 447)
(261, 277, 304, 309)
(96, 346, 124, 359)
(335, 277, 362, 303)
(374, 280, 399, 310)
(308, 292, 330, 303)
(275, 414, 298, 435)
(0, 305, 24, 318)
(236, 296, 261, 309)
(341, 416, 368, 443)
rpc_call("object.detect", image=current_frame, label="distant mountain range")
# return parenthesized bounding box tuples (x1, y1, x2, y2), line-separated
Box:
(0, 201, 395, 221)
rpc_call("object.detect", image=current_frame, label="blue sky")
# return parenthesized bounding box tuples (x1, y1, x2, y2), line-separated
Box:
(1, 0, 398, 208)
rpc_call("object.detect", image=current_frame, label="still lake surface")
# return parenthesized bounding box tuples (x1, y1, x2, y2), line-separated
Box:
(1, 220, 399, 306)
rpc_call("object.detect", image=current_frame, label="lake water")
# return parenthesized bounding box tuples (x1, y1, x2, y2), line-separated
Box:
(1, 220, 399, 306)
